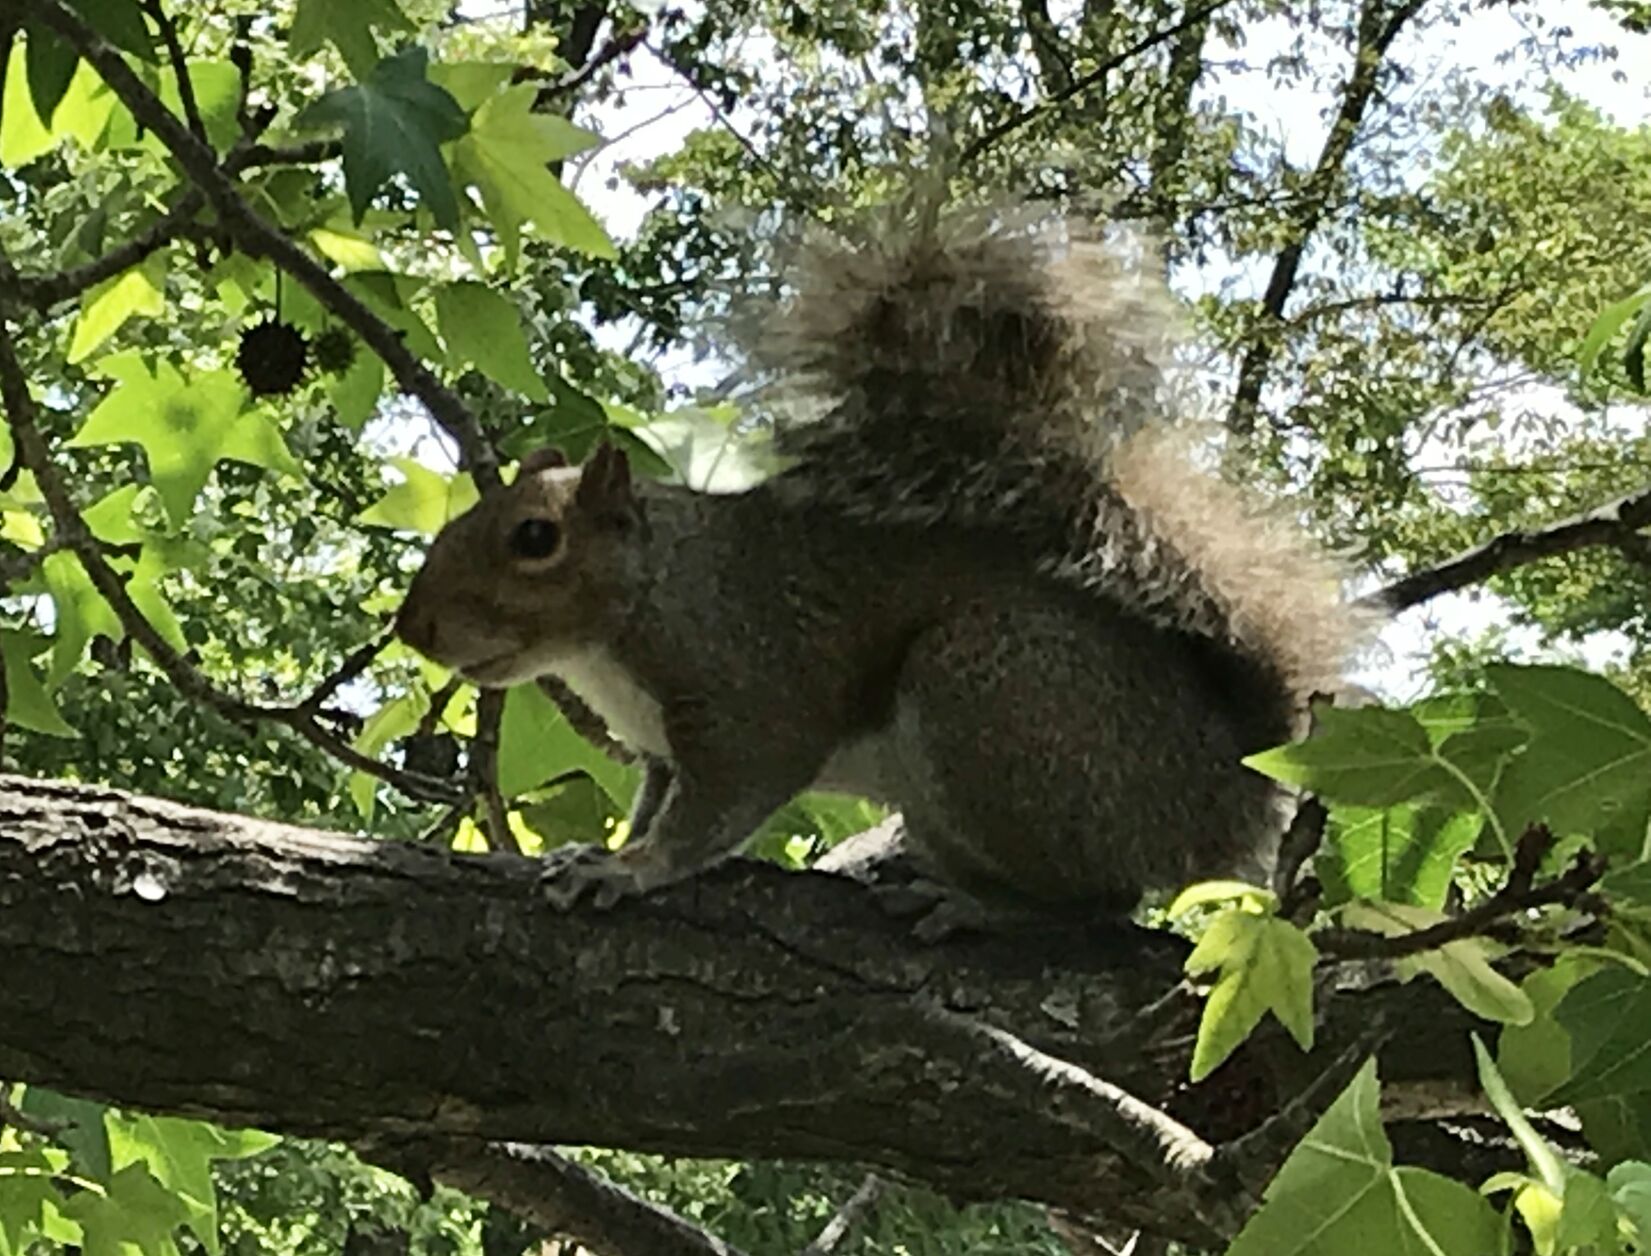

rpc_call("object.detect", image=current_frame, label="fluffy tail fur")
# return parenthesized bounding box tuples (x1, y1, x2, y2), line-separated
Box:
(744, 200, 1371, 697)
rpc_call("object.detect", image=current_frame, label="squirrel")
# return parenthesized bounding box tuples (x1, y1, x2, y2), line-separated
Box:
(393, 203, 1369, 921)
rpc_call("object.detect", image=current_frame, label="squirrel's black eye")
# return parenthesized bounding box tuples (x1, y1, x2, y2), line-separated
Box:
(509, 518, 562, 560)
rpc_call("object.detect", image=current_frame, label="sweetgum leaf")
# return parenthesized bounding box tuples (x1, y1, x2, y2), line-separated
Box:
(1226, 1059, 1504, 1256)
(295, 47, 468, 229)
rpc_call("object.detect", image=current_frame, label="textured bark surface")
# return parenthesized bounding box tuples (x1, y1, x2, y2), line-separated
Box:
(0, 774, 1486, 1245)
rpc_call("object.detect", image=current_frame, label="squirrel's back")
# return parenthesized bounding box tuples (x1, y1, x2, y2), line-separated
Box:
(743, 201, 1367, 705)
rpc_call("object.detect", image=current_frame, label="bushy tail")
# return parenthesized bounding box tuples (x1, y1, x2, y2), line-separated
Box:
(743, 199, 1373, 696)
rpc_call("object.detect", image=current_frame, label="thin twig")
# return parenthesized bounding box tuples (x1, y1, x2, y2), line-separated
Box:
(800, 1174, 883, 1256)
(298, 626, 395, 716)
(1315, 825, 1606, 960)
(1362, 481, 1651, 612)
(25, 0, 501, 490)
(3, 191, 206, 310)
(142, 0, 207, 144)
(526, 22, 650, 107)
(1273, 797, 1327, 921)
(471, 689, 522, 854)
(958, 0, 1239, 166)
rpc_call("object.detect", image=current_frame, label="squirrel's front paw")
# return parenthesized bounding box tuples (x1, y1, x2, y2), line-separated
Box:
(539, 841, 676, 911)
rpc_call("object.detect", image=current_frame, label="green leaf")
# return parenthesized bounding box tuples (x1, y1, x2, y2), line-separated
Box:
(1553, 968, 1651, 1106)
(295, 46, 468, 230)
(434, 281, 548, 400)
(428, 61, 516, 112)
(70, 0, 155, 62)
(108, 1114, 277, 1255)
(1609, 1161, 1651, 1246)
(349, 683, 432, 818)
(1499, 953, 1612, 1106)
(0, 1146, 67, 1254)
(1476, 1034, 1567, 1191)
(1625, 289, 1651, 392)
(1244, 704, 1512, 816)
(516, 776, 623, 850)
(1491, 663, 1651, 840)
(0, 631, 76, 736)
(358, 458, 478, 535)
(70, 354, 299, 526)
(66, 256, 166, 364)
(449, 84, 613, 262)
(288, 0, 412, 79)
(41, 550, 122, 685)
(499, 681, 636, 804)
(1167, 879, 1276, 917)
(1581, 285, 1651, 372)
(1183, 907, 1315, 1081)
(633, 406, 786, 492)
(329, 348, 384, 432)
(59, 1163, 190, 1256)
(1343, 901, 1534, 1025)
(1226, 1059, 1504, 1256)
(1320, 805, 1480, 909)
(343, 272, 442, 361)
(16, 1088, 111, 1179)
(24, 25, 77, 126)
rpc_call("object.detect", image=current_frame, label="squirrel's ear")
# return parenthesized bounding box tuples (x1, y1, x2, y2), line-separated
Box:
(575, 442, 637, 523)
(518, 446, 567, 475)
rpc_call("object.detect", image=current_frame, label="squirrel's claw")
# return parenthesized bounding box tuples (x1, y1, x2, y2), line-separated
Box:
(539, 844, 644, 911)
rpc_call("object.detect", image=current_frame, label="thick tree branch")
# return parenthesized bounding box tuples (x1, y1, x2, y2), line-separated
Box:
(0, 774, 1496, 1249)
(1226, 0, 1428, 434)
(24, 0, 500, 489)
(1362, 481, 1651, 612)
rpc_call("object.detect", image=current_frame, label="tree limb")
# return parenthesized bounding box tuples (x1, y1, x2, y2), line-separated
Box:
(1361, 481, 1651, 612)
(1225, 0, 1428, 434)
(368, 1137, 749, 1256)
(24, 0, 501, 490)
(799, 1173, 883, 1256)
(0, 774, 1491, 1249)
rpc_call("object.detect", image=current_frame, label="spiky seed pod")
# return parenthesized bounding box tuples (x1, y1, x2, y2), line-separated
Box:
(312, 327, 357, 376)
(236, 318, 310, 397)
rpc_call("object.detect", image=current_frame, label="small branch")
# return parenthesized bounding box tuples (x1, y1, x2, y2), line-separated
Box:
(297, 626, 394, 717)
(1212, 1022, 1391, 1195)
(25, 0, 500, 491)
(365, 1137, 750, 1256)
(0, 282, 461, 805)
(799, 1174, 883, 1256)
(1315, 825, 1606, 960)
(1362, 481, 1651, 613)
(1272, 797, 1326, 918)
(0, 1085, 68, 1138)
(957, 0, 1238, 167)
(141, 0, 207, 144)
(471, 689, 522, 854)
(918, 1006, 1246, 1245)
(527, 22, 650, 108)
(4, 191, 206, 310)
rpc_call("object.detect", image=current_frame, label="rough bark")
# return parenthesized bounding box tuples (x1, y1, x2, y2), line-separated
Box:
(0, 775, 1490, 1247)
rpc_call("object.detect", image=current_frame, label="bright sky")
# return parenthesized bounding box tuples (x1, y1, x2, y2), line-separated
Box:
(457, 1, 1651, 699)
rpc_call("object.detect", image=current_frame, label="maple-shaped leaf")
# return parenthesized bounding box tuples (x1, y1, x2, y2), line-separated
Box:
(288, 0, 412, 79)
(68, 352, 301, 527)
(59, 1163, 191, 1256)
(450, 83, 613, 261)
(66, 255, 166, 364)
(1183, 905, 1317, 1081)
(109, 1113, 278, 1255)
(358, 457, 478, 536)
(433, 280, 548, 400)
(295, 46, 469, 230)
(0, 630, 76, 736)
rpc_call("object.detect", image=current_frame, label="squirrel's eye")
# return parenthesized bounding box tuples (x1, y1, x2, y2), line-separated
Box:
(508, 518, 562, 560)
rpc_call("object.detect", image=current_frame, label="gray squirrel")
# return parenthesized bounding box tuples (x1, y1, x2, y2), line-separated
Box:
(393, 204, 1368, 919)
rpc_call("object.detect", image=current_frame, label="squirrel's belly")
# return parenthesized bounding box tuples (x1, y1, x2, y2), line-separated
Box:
(549, 646, 670, 756)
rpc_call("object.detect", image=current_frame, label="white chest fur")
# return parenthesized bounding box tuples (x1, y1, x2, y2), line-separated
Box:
(550, 646, 670, 756)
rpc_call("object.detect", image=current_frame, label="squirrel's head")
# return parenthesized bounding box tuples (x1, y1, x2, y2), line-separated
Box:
(394, 443, 645, 687)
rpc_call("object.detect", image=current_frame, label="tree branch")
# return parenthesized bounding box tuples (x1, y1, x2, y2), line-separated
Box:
(368, 1137, 749, 1256)
(1315, 825, 1606, 960)
(24, 0, 500, 490)
(1225, 0, 1428, 434)
(1362, 481, 1651, 612)
(799, 1174, 883, 1256)
(958, 0, 1239, 167)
